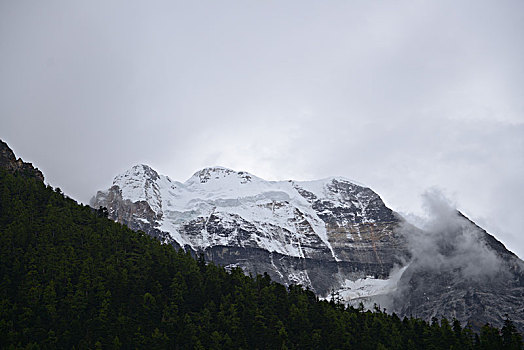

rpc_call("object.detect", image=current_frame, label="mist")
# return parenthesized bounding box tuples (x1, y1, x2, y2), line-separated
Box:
(401, 189, 504, 280)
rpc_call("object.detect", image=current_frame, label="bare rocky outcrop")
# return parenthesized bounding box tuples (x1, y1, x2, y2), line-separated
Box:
(388, 217, 524, 332)
(90, 184, 175, 246)
(0, 140, 44, 181)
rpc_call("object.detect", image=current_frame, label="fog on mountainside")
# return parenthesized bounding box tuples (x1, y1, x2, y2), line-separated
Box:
(401, 189, 505, 280)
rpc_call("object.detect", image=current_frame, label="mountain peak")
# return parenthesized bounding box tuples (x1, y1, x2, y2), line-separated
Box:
(323, 176, 366, 188)
(114, 164, 160, 184)
(188, 166, 255, 185)
(109, 164, 165, 214)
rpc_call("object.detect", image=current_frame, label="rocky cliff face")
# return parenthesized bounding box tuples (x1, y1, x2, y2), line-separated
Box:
(388, 215, 524, 332)
(0, 140, 44, 182)
(91, 165, 410, 294)
(92, 164, 524, 332)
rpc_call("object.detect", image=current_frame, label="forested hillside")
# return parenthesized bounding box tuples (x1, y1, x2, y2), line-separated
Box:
(0, 168, 522, 349)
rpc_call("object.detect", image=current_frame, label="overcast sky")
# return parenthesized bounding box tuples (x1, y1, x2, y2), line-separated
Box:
(1, 1, 523, 258)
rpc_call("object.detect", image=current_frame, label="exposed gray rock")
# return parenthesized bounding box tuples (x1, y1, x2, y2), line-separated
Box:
(92, 164, 524, 332)
(389, 216, 524, 332)
(92, 165, 409, 295)
(0, 140, 44, 182)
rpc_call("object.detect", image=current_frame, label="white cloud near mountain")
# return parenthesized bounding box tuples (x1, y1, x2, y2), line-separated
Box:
(401, 189, 504, 280)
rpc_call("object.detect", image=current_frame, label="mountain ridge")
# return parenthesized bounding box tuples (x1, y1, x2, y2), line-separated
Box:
(92, 163, 407, 291)
(93, 163, 393, 255)
(92, 162, 524, 332)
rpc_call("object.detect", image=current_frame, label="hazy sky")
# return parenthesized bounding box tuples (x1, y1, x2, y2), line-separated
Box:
(1, 1, 523, 258)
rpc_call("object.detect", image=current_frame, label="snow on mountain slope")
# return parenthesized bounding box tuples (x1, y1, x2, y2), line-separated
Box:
(107, 165, 383, 260)
(93, 165, 406, 291)
(112, 164, 181, 215)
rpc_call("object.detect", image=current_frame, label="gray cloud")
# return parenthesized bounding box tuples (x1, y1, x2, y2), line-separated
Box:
(1, 1, 523, 258)
(401, 189, 504, 280)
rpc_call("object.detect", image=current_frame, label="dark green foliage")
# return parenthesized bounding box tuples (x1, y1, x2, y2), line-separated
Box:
(0, 168, 522, 349)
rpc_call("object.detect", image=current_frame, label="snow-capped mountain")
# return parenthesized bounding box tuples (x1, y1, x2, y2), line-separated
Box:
(92, 164, 408, 291)
(92, 164, 524, 331)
